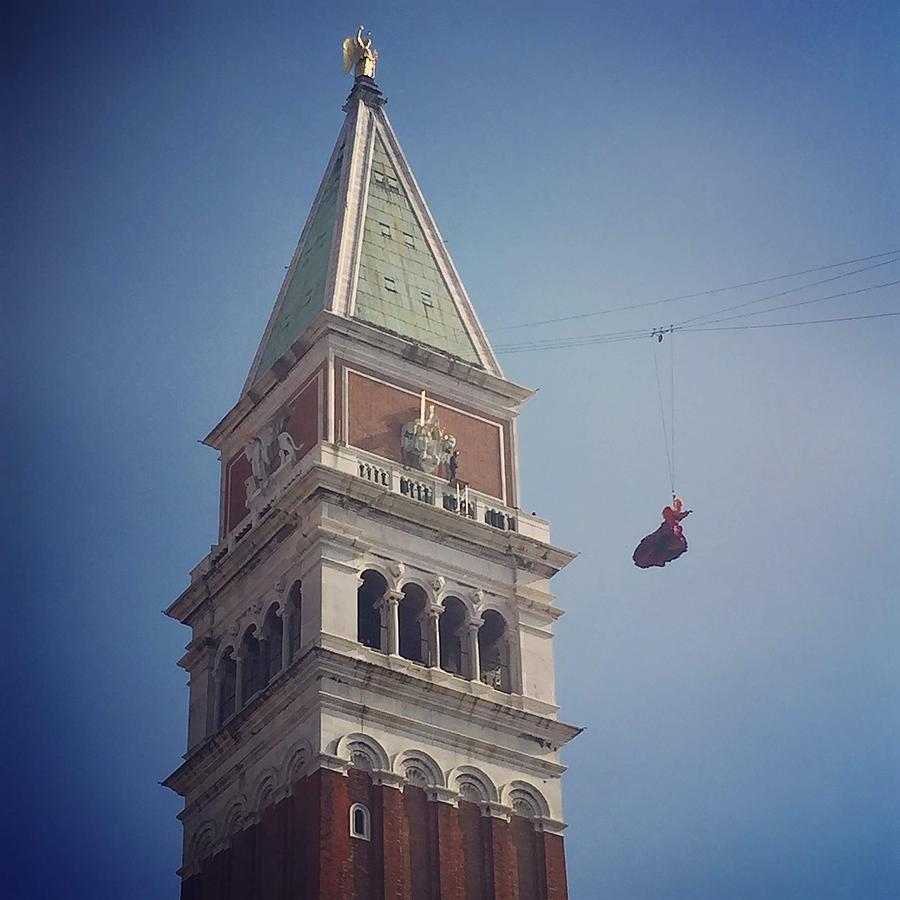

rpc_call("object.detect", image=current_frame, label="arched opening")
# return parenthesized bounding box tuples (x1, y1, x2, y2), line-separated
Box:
(349, 803, 371, 841)
(478, 610, 511, 693)
(217, 648, 237, 724)
(288, 581, 302, 662)
(398, 583, 427, 664)
(262, 604, 283, 682)
(240, 626, 263, 703)
(439, 596, 467, 676)
(357, 570, 386, 650)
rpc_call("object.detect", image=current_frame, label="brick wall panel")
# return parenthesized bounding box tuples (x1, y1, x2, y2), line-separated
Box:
(377, 785, 411, 900)
(434, 802, 464, 900)
(540, 833, 569, 900)
(319, 769, 353, 899)
(404, 786, 435, 900)
(486, 817, 519, 900)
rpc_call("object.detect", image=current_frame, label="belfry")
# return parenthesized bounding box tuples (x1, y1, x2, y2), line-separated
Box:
(165, 31, 581, 899)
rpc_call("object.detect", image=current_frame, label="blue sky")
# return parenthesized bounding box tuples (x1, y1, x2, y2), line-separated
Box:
(6, 2, 899, 898)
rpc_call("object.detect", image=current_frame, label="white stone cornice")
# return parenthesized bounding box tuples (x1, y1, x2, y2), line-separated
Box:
(370, 769, 405, 790)
(533, 815, 568, 835)
(426, 786, 460, 806)
(481, 801, 514, 821)
(314, 753, 352, 776)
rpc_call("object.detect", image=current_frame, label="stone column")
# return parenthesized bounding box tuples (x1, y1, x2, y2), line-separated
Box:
(380, 590, 403, 655)
(279, 605, 292, 668)
(423, 604, 442, 667)
(234, 650, 245, 710)
(257, 634, 270, 683)
(465, 621, 481, 682)
(212, 669, 224, 731)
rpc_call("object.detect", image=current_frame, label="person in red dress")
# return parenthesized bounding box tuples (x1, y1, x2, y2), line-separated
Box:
(633, 497, 692, 568)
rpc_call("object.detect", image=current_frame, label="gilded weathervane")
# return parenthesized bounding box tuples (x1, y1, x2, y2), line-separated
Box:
(343, 26, 378, 78)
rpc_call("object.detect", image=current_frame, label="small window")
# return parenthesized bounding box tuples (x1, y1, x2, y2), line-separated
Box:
(420, 291, 433, 308)
(372, 170, 387, 188)
(383, 276, 397, 293)
(385, 175, 402, 194)
(349, 803, 371, 840)
(402, 232, 415, 248)
(379, 222, 392, 239)
(303, 288, 313, 306)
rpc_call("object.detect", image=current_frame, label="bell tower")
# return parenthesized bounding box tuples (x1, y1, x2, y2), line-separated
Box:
(165, 35, 581, 899)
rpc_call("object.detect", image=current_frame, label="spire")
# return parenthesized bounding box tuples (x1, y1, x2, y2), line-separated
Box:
(244, 34, 501, 392)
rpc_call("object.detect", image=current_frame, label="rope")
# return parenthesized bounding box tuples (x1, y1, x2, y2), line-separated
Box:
(652, 333, 675, 499)
(670, 327, 676, 500)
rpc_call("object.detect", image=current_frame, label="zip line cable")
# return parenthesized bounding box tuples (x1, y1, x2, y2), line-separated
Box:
(673, 257, 900, 327)
(496, 309, 900, 353)
(682, 310, 900, 333)
(493, 263, 898, 351)
(494, 281, 899, 352)
(487, 249, 900, 333)
(674, 279, 900, 328)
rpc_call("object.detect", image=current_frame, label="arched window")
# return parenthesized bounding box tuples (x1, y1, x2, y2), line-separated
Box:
(349, 803, 371, 841)
(478, 610, 511, 693)
(357, 570, 386, 650)
(217, 648, 237, 725)
(262, 604, 283, 682)
(241, 626, 263, 703)
(288, 581, 302, 662)
(439, 597, 467, 676)
(398, 583, 427, 664)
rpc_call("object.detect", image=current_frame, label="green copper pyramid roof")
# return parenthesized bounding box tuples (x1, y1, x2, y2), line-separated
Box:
(254, 153, 342, 376)
(245, 80, 501, 391)
(352, 138, 479, 364)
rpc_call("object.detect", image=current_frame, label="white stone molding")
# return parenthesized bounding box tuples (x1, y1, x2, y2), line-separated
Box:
(281, 738, 314, 788)
(185, 820, 218, 873)
(500, 781, 550, 819)
(447, 765, 498, 804)
(349, 802, 372, 841)
(317, 752, 353, 775)
(481, 801, 514, 821)
(396, 575, 435, 603)
(386, 559, 406, 587)
(442, 591, 478, 623)
(426, 785, 460, 806)
(213, 639, 238, 671)
(335, 732, 391, 772)
(392, 748, 445, 788)
(359, 560, 396, 592)
(250, 767, 280, 816)
(222, 795, 248, 837)
(370, 769, 406, 790)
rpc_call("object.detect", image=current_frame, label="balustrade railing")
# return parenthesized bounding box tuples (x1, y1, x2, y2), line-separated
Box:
(192, 443, 548, 585)
(358, 461, 390, 487)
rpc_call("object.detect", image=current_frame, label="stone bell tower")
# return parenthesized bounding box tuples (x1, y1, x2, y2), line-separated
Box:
(165, 34, 581, 900)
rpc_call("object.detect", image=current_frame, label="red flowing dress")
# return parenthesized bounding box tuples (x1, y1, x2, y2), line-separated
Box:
(633, 506, 690, 568)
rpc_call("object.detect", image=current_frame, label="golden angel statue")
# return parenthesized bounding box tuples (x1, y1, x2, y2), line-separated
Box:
(342, 26, 378, 78)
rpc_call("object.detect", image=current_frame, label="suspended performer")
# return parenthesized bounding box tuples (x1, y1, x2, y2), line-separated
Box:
(633, 497, 692, 568)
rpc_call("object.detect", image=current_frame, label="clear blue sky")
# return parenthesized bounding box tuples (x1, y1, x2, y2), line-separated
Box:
(6, 2, 899, 898)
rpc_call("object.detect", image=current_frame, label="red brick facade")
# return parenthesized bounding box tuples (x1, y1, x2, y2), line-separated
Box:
(181, 768, 568, 900)
(223, 370, 323, 535)
(339, 363, 513, 503)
